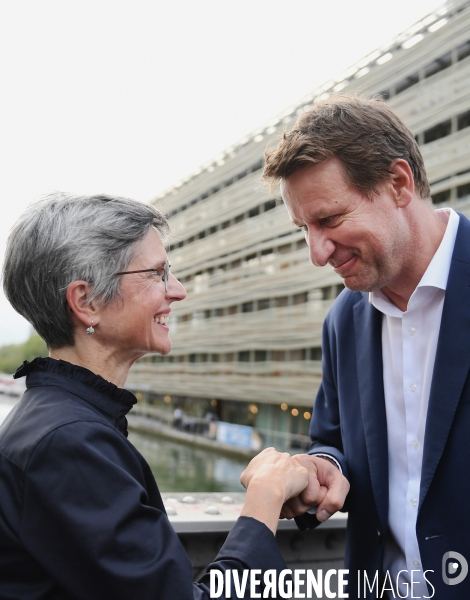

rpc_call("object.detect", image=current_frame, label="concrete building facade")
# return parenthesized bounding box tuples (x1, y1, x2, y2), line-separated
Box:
(127, 0, 470, 449)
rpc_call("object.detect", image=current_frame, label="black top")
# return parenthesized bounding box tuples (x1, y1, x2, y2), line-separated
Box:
(0, 357, 286, 599)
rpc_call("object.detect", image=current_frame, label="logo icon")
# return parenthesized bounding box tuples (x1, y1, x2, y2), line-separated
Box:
(442, 551, 468, 585)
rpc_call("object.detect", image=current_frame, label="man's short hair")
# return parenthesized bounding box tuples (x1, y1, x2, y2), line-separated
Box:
(263, 95, 431, 200)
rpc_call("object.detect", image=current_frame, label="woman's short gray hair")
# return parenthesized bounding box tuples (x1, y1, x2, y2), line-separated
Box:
(2, 192, 170, 349)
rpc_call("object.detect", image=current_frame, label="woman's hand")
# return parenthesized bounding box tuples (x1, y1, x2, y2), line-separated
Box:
(239, 447, 308, 534)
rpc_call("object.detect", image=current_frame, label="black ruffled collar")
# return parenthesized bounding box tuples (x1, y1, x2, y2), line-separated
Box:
(14, 357, 137, 416)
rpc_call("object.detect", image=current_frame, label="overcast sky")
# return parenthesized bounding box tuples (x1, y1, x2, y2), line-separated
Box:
(0, 0, 446, 346)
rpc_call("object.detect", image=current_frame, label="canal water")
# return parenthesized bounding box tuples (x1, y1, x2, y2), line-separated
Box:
(128, 431, 247, 493)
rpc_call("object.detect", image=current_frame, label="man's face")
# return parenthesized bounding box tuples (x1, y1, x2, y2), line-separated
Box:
(280, 156, 411, 293)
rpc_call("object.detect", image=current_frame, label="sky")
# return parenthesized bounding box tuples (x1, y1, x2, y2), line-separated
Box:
(0, 0, 447, 346)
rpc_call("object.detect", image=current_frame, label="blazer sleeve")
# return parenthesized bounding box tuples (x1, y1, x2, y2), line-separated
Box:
(20, 421, 286, 600)
(308, 313, 348, 477)
(295, 313, 350, 531)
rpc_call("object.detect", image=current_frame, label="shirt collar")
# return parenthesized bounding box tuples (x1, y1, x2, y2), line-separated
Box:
(369, 208, 460, 314)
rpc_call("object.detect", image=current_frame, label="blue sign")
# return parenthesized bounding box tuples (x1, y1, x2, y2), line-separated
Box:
(216, 421, 253, 449)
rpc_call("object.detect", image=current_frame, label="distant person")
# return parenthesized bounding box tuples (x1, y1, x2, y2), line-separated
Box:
(0, 193, 308, 599)
(173, 406, 183, 429)
(263, 95, 470, 598)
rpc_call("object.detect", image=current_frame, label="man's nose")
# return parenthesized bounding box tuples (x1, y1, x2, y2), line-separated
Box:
(306, 229, 335, 267)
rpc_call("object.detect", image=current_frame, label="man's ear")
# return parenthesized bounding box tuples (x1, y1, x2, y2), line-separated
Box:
(389, 159, 414, 208)
(66, 281, 100, 328)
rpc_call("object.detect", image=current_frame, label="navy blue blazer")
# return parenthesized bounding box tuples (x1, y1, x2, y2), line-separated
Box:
(298, 213, 470, 598)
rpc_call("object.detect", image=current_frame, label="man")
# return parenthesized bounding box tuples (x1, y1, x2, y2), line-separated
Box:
(263, 95, 470, 598)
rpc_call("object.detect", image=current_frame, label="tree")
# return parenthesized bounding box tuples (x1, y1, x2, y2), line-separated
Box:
(0, 334, 48, 374)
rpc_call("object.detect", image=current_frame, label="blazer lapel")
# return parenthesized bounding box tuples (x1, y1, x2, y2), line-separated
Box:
(420, 215, 470, 507)
(353, 296, 389, 530)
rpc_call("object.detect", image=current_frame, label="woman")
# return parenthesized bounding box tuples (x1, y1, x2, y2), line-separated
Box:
(0, 193, 308, 599)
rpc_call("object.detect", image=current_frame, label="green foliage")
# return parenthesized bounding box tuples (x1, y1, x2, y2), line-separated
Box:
(0, 333, 48, 374)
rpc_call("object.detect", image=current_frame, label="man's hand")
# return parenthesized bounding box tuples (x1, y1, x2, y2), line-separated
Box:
(280, 455, 350, 522)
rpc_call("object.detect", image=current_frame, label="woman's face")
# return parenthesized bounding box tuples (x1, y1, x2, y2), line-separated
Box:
(97, 228, 186, 363)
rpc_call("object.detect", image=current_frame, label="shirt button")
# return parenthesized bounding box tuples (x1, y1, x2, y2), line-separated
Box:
(409, 327, 416, 335)
(413, 559, 421, 569)
(411, 498, 418, 507)
(410, 383, 417, 392)
(412, 440, 419, 449)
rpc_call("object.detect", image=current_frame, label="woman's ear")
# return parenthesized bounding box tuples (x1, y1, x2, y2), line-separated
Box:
(66, 281, 100, 329)
(389, 159, 414, 208)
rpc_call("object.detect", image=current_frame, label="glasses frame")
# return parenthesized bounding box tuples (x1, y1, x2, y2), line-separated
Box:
(113, 260, 170, 292)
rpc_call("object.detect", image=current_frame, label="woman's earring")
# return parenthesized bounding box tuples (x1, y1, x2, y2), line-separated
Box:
(86, 320, 95, 336)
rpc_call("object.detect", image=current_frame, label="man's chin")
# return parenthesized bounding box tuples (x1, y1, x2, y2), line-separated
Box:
(342, 275, 381, 293)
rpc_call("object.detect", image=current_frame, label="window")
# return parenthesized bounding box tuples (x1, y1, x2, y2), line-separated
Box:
(264, 200, 276, 212)
(377, 90, 390, 100)
(432, 190, 451, 205)
(254, 350, 267, 362)
(248, 206, 260, 218)
(395, 72, 419, 95)
(258, 298, 271, 310)
(458, 110, 470, 131)
(293, 292, 308, 305)
(289, 349, 304, 361)
(335, 284, 345, 297)
(275, 296, 289, 308)
(424, 120, 451, 144)
(424, 51, 452, 78)
(458, 40, 470, 61)
(242, 302, 254, 313)
(238, 351, 250, 362)
(309, 347, 323, 361)
(457, 183, 470, 203)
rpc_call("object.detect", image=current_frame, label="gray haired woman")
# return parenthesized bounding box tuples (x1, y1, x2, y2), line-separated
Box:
(0, 193, 308, 600)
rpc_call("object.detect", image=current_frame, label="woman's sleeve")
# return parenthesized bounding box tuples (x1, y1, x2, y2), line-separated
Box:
(21, 420, 286, 599)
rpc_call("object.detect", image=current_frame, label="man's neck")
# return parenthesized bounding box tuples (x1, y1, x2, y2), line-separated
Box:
(379, 208, 448, 312)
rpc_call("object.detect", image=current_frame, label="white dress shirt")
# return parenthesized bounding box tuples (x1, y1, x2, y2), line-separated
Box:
(369, 207, 459, 598)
